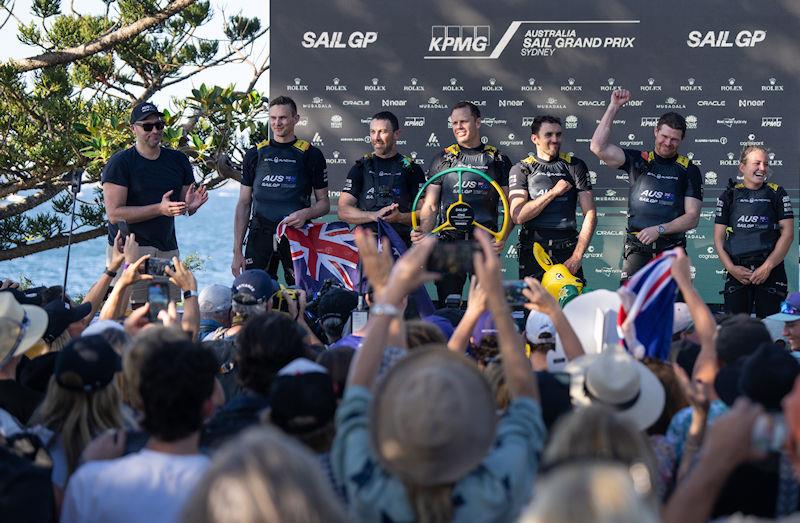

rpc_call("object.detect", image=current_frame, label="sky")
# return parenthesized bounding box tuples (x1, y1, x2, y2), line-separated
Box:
(0, 0, 270, 108)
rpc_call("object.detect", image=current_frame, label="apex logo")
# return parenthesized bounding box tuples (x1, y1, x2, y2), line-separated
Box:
(426, 133, 440, 147)
(428, 25, 490, 53)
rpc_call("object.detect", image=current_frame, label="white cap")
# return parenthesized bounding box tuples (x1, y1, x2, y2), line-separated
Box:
(673, 302, 693, 335)
(199, 284, 232, 313)
(526, 310, 556, 345)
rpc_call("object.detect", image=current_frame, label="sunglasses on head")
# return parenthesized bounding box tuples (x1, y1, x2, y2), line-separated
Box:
(135, 121, 165, 132)
(781, 301, 800, 317)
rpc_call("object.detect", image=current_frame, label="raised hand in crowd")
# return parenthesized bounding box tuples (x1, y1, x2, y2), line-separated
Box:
(354, 227, 393, 293)
(165, 257, 199, 339)
(0, 278, 20, 290)
(448, 275, 487, 353)
(673, 362, 713, 481)
(664, 398, 766, 523)
(80, 231, 127, 322)
(522, 276, 584, 361)
(99, 253, 152, 321)
(473, 230, 539, 400)
(348, 230, 439, 388)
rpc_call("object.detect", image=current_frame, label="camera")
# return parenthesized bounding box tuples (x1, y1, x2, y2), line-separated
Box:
(502, 280, 528, 306)
(427, 240, 479, 275)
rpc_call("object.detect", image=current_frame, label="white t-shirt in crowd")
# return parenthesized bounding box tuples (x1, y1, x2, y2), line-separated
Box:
(60, 448, 210, 523)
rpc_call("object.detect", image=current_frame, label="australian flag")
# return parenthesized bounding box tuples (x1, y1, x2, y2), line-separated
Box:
(616, 249, 679, 361)
(277, 221, 360, 296)
(376, 219, 435, 317)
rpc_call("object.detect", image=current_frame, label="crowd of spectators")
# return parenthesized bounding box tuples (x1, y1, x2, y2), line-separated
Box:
(1, 229, 799, 523)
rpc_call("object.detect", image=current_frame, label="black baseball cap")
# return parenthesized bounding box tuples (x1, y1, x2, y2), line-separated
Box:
(55, 335, 121, 392)
(269, 358, 337, 434)
(232, 270, 279, 302)
(130, 102, 163, 124)
(317, 288, 358, 322)
(43, 299, 92, 344)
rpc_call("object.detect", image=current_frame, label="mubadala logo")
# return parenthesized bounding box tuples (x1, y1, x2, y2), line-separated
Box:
(404, 116, 425, 127)
(641, 116, 658, 127)
(365, 77, 386, 91)
(720, 152, 739, 166)
(600, 77, 618, 91)
(499, 99, 524, 107)
(325, 77, 348, 91)
(681, 78, 703, 91)
(685, 115, 698, 129)
(302, 31, 378, 48)
(578, 100, 606, 107)
(768, 152, 783, 166)
(501, 133, 524, 146)
(761, 116, 782, 127)
(303, 97, 332, 109)
(428, 25, 490, 53)
(704, 171, 718, 185)
(640, 77, 662, 91)
(565, 115, 578, 129)
(739, 99, 765, 107)
(419, 97, 448, 110)
(426, 133, 440, 147)
(656, 97, 686, 109)
(522, 77, 543, 92)
(330, 114, 343, 129)
(762, 77, 784, 92)
(482, 77, 504, 92)
(717, 117, 746, 128)
(288, 77, 309, 91)
(561, 77, 583, 92)
(328, 150, 347, 164)
(342, 99, 370, 106)
(403, 78, 425, 92)
(443, 77, 465, 92)
(480, 117, 507, 127)
(382, 99, 407, 107)
(721, 77, 743, 91)
(311, 133, 324, 146)
(536, 97, 566, 110)
(697, 100, 725, 107)
(687, 30, 766, 48)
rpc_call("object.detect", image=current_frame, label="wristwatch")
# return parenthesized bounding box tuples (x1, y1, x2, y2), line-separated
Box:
(370, 303, 401, 317)
(183, 289, 199, 300)
(657, 224, 666, 235)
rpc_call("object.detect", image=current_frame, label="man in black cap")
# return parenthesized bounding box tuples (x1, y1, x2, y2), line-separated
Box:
(102, 101, 208, 301)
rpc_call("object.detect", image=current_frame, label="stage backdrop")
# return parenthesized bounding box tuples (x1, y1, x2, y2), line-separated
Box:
(271, 0, 799, 302)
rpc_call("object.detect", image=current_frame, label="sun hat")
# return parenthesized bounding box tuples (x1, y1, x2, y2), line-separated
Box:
(562, 290, 621, 355)
(370, 348, 498, 486)
(0, 292, 48, 364)
(564, 348, 666, 431)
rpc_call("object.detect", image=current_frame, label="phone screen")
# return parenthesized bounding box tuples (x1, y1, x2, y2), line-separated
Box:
(147, 283, 169, 322)
(426, 240, 478, 275)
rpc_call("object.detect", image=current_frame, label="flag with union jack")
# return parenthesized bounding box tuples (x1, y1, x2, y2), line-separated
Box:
(276, 221, 360, 296)
(616, 249, 679, 361)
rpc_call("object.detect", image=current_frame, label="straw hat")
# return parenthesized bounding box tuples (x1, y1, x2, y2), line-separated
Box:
(0, 292, 48, 363)
(370, 348, 498, 486)
(565, 349, 665, 431)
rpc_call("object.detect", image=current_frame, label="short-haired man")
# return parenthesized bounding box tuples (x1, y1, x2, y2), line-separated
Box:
(232, 96, 330, 283)
(61, 334, 218, 523)
(103, 102, 208, 301)
(590, 89, 702, 283)
(413, 101, 512, 305)
(510, 115, 597, 282)
(338, 111, 426, 246)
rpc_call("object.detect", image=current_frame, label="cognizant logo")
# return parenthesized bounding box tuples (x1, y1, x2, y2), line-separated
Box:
(428, 25, 490, 54)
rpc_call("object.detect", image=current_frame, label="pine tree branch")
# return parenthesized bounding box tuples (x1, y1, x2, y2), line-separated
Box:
(6, 0, 197, 72)
(0, 225, 106, 261)
(0, 183, 68, 219)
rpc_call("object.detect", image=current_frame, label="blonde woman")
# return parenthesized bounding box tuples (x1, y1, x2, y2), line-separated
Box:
(29, 336, 122, 506)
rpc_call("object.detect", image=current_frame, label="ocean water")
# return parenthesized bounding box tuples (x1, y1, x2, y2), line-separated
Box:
(0, 182, 241, 294)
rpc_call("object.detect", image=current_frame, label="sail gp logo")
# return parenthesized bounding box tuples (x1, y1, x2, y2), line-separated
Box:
(428, 25, 490, 54)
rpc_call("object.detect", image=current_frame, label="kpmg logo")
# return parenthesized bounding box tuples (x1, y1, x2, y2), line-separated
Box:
(522, 116, 535, 127)
(641, 117, 658, 127)
(761, 116, 782, 127)
(428, 25, 490, 53)
(404, 116, 426, 127)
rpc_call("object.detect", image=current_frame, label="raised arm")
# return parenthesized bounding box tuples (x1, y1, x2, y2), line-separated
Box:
(589, 89, 630, 169)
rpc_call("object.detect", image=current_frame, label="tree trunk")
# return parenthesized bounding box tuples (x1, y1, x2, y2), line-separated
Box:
(0, 226, 106, 260)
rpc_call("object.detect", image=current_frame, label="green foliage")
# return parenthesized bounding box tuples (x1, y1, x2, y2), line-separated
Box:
(0, 0, 268, 259)
(181, 251, 207, 273)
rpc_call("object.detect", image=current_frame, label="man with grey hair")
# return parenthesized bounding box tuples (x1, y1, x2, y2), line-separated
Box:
(198, 284, 232, 340)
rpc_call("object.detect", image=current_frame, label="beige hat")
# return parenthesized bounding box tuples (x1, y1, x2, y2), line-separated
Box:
(0, 292, 48, 364)
(564, 349, 665, 431)
(370, 348, 498, 486)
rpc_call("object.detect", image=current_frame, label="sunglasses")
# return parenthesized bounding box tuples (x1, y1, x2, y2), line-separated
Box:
(135, 121, 165, 132)
(0, 313, 30, 366)
(780, 301, 800, 316)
